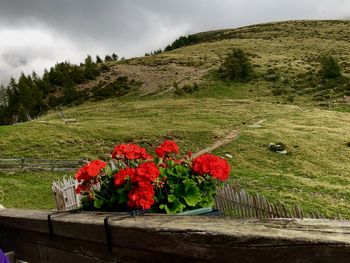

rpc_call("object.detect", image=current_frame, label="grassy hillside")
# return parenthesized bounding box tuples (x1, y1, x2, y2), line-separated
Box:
(1, 20, 350, 218)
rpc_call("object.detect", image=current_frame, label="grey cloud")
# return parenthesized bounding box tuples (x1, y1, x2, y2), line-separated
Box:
(0, 0, 348, 84)
(2, 53, 28, 68)
(2, 0, 344, 47)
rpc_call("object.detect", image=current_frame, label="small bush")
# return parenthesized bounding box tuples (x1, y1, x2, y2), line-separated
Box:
(264, 68, 280, 82)
(319, 54, 342, 79)
(100, 63, 110, 72)
(92, 86, 116, 98)
(174, 82, 200, 96)
(219, 48, 253, 82)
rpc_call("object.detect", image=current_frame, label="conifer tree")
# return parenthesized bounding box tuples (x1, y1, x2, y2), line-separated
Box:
(112, 53, 118, 61)
(104, 55, 113, 62)
(6, 78, 20, 123)
(219, 48, 253, 82)
(63, 78, 78, 105)
(96, 55, 103, 63)
(84, 55, 99, 80)
(319, 54, 342, 79)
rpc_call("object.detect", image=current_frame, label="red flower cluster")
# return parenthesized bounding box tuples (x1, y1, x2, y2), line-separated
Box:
(192, 154, 230, 181)
(75, 160, 106, 194)
(114, 162, 160, 209)
(114, 167, 135, 186)
(75, 183, 89, 194)
(75, 160, 106, 182)
(155, 140, 179, 158)
(111, 143, 152, 160)
(135, 162, 160, 183)
(127, 183, 155, 210)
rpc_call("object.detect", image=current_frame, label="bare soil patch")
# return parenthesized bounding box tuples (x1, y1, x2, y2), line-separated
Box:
(77, 63, 207, 95)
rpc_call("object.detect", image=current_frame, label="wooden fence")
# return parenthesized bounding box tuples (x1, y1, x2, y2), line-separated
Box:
(215, 184, 343, 220)
(52, 177, 80, 211)
(0, 158, 85, 172)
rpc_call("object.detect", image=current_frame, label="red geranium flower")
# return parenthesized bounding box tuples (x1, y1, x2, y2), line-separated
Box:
(75, 160, 106, 182)
(192, 153, 230, 181)
(114, 167, 136, 187)
(208, 158, 230, 181)
(155, 140, 179, 158)
(111, 143, 152, 160)
(127, 183, 155, 209)
(75, 183, 89, 194)
(135, 162, 160, 182)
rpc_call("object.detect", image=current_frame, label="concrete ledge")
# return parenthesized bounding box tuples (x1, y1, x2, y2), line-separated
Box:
(1, 208, 350, 262)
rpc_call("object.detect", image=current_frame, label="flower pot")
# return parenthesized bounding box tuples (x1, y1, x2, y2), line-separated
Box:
(176, 207, 217, 216)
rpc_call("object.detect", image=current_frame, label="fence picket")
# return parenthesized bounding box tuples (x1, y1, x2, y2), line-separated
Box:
(259, 195, 268, 219)
(52, 177, 80, 211)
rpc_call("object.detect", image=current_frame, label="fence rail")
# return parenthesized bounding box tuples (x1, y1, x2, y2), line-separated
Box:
(0, 158, 85, 172)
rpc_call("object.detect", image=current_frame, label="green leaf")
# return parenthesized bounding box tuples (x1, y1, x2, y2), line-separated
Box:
(164, 204, 171, 214)
(94, 198, 103, 208)
(175, 165, 190, 177)
(159, 167, 166, 175)
(170, 200, 185, 214)
(167, 194, 177, 203)
(174, 183, 186, 196)
(182, 179, 201, 207)
(116, 188, 128, 204)
(104, 164, 112, 176)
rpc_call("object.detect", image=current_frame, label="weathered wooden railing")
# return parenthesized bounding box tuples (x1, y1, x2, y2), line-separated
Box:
(0, 158, 85, 172)
(0, 209, 349, 262)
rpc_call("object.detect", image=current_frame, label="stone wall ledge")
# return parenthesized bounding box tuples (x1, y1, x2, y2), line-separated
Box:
(1, 208, 350, 262)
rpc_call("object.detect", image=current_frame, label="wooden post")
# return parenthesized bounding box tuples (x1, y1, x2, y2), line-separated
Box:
(20, 157, 25, 172)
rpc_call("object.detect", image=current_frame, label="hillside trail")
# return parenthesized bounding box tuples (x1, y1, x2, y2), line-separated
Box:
(191, 129, 239, 159)
(191, 119, 267, 159)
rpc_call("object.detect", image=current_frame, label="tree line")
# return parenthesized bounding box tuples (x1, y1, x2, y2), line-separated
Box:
(0, 53, 119, 125)
(144, 34, 200, 56)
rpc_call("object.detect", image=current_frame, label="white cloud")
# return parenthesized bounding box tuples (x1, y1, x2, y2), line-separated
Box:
(0, 28, 84, 84)
(0, 27, 131, 85)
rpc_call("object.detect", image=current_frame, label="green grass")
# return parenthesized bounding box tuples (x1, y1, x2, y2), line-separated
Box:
(1, 20, 350, 218)
(0, 96, 284, 159)
(0, 171, 65, 209)
(213, 107, 350, 218)
(334, 105, 350, 113)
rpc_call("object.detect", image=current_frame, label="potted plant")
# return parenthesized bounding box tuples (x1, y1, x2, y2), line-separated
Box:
(75, 140, 230, 214)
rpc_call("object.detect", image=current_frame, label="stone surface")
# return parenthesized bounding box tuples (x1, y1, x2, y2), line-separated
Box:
(268, 142, 286, 152)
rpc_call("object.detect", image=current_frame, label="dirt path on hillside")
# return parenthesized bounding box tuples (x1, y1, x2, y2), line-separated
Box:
(191, 130, 239, 159)
(191, 119, 266, 158)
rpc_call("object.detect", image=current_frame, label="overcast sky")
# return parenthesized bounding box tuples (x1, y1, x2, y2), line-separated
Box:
(0, 0, 349, 85)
